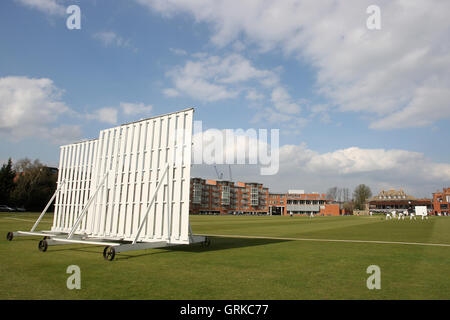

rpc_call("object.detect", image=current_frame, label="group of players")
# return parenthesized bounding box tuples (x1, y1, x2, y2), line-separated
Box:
(368, 208, 429, 221)
(382, 209, 428, 220)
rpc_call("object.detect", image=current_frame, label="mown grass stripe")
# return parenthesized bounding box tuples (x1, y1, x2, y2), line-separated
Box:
(199, 233, 450, 247)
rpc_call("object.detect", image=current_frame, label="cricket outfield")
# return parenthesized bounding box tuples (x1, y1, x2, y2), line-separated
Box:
(1, 212, 449, 299)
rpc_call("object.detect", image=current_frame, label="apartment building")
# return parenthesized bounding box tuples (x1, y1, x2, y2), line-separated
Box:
(190, 178, 339, 216)
(189, 178, 269, 215)
(432, 188, 450, 215)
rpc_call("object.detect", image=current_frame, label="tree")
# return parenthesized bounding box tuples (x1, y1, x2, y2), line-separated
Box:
(353, 184, 372, 210)
(11, 158, 57, 211)
(343, 188, 350, 202)
(327, 186, 351, 202)
(342, 201, 355, 215)
(326, 187, 338, 201)
(0, 158, 16, 204)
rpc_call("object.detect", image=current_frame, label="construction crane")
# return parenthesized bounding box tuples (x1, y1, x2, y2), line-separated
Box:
(214, 165, 223, 180)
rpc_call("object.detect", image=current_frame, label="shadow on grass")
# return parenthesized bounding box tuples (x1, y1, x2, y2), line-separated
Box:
(117, 236, 290, 261)
(6, 235, 290, 261)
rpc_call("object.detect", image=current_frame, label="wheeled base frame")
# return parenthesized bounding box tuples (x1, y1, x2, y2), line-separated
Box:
(6, 230, 211, 261)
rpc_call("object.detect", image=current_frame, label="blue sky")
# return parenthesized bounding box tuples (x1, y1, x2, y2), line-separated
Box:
(1, 0, 449, 197)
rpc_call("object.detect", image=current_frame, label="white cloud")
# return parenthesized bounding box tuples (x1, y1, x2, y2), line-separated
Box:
(16, 0, 66, 16)
(163, 88, 180, 97)
(190, 124, 450, 194)
(275, 143, 450, 194)
(192, 128, 274, 166)
(49, 125, 82, 144)
(245, 90, 264, 101)
(309, 104, 331, 124)
(120, 102, 153, 116)
(251, 108, 308, 130)
(138, 0, 450, 129)
(86, 107, 118, 125)
(169, 48, 187, 56)
(0, 76, 80, 142)
(164, 53, 278, 102)
(271, 87, 301, 114)
(85, 102, 153, 125)
(93, 32, 135, 51)
(232, 40, 246, 52)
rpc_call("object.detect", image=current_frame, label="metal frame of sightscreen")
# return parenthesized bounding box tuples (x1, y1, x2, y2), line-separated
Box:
(7, 108, 209, 261)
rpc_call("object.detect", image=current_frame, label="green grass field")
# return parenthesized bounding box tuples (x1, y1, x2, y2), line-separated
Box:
(1, 212, 449, 300)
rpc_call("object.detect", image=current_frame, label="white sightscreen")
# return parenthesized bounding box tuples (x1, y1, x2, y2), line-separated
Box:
(52, 139, 98, 234)
(51, 108, 193, 244)
(415, 206, 428, 216)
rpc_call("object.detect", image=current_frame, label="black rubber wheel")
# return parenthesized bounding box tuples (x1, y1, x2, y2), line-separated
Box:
(6, 232, 13, 241)
(38, 239, 48, 252)
(103, 246, 116, 261)
(202, 237, 211, 248)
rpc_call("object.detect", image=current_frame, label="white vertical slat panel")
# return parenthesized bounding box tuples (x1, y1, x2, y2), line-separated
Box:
(140, 120, 154, 239)
(92, 131, 108, 235)
(117, 126, 130, 237)
(132, 122, 147, 237)
(125, 124, 137, 238)
(119, 125, 134, 236)
(171, 114, 182, 240)
(154, 117, 167, 239)
(112, 127, 127, 236)
(58, 145, 69, 231)
(105, 128, 121, 236)
(50, 108, 193, 244)
(76, 142, 87, 232)
(125, 124, 139, 238)
(71, 143, 83, 230)
(81, 141, 95, 231)
(86, 139, 99, 234)
(99, 128, 116, 236)
(99, 129, 114, 236)
(166, 113, 176, 240)
(63, 145, 75, 231)
(145, 119, 159, 239)
(67, 144, 79, 230)
(180, 110, 193, 241)
(95, 130, 108, 235)
(59, 146, 70, 231)
(52, 146, 65, 231)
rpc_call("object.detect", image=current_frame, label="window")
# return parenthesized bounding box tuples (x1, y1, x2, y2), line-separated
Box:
(192, 182, 202, 204)
(251, 187, 259, 206)
(221, 185, 230, 205)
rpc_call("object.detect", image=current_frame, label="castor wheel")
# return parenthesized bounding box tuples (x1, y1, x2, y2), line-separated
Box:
(201, 237, 211, 248)
(103, 246, 116, 261)
(38, 239, 48, 252)
(6, 232, 14, 241)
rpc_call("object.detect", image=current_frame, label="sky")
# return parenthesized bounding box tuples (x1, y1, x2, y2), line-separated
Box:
(0, 0, 449, 198)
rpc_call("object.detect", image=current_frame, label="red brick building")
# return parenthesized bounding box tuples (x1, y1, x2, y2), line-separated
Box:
(432, 188, 450, 216)
(368, 189, 432, 212)
(189, 178, 269, 215)
(269, 192, 339, 216)
(190, 178, 339, 216)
